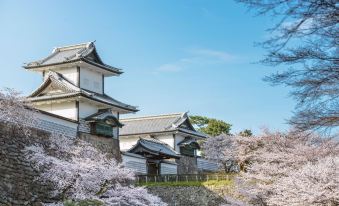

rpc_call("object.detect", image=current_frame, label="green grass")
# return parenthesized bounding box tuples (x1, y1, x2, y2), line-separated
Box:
(137, 179, 233, 187)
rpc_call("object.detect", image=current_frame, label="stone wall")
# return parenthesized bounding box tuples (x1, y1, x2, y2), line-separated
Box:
(78, 132, 121, 161)
(35, 112, 78, 138)
(0, 122, 122, 206)
(147, 186, 228, 206)
(176, 155, 198, 174)
(0, 122, 56, 206)
(36, 118, 77, 137)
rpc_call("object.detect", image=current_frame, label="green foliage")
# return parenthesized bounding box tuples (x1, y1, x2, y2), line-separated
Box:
(239, 129, 253, 137)
(190, 116, 210, 128)
(190, 115, 231, 137)
(63, 199, 104, 206)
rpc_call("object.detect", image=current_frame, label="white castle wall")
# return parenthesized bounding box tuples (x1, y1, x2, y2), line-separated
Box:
(37, 101, 77, 120)
(80, 67, 103, 94)
(79, 101, 98, 118)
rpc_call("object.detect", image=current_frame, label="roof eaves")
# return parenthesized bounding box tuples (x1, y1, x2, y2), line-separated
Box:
(119, 129, 177, 137)
(79, 93, 139, 112)
(139, 139, 180, 158)
(81, 58, 123, 74)
(177, 128, 209, 139)
(23, 58, 80, 69)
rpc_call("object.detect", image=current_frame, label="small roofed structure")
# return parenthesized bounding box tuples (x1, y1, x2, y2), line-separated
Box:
(128, 138, 180, 160)
(84, 109, 124, 137)
(127, 138, 180, 175)
(120, 112, 208, 174)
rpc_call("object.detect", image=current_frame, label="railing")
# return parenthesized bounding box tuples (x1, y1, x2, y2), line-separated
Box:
(136, 174, 232, 184)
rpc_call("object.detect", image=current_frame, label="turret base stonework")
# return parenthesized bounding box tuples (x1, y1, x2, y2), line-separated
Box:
(78, 132, 121, 161)
(0, 122, 56, 206)
(176, 156, 198, 174)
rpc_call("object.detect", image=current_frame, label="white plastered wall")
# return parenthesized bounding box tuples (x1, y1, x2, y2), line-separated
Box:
(119, 136, 141, 151)
(157, 134, 175, 150)
(80, 67, 103, 94)
(37, 101, 77, 120)
(174, 134, 185, 152)
(79, 101, 98, 118)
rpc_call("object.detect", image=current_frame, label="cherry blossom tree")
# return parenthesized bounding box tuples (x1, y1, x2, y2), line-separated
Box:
(203, 131, 339, 205)
(202, 135, 239, 172)
(25, 134, 166, 206)
(0, 89, 165, 206)
(268, 156, 339, 206)
(0, 88, 37, 136)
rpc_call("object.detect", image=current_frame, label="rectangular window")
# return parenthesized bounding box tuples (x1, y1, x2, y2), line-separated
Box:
(91, 122, 113, 137)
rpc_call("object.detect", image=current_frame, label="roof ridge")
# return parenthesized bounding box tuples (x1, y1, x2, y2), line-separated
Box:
(120, 112, 185, 121)
(53, 42, 93, 52)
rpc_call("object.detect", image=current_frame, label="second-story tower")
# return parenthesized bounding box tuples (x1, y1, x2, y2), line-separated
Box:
(24, 42, 138, 140)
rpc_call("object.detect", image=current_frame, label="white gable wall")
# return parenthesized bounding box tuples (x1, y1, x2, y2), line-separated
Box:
(80, 67, 103, 94)
(157, 134, 175, 150)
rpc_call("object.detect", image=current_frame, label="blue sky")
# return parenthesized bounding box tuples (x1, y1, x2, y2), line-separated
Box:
(0, 0, 295, 134)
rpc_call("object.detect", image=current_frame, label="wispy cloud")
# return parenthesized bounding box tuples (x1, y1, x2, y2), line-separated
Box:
(155, 48, 236, 73)
(189, 48, 235, 62)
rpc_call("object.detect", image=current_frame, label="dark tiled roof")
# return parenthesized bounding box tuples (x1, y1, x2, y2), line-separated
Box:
(85, 109, 123, 127)
(24, 42, 122, 75)
(128, 138, 180, 159)
(177, 138, 200, 149)
(27, 71, 138, 113)
(120, 113, 208, 138)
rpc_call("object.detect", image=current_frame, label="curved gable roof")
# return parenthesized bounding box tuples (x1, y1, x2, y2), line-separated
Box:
(24, 42, 122, 75)
(29, 71, 80, 97)
(128, 138, 180, 159)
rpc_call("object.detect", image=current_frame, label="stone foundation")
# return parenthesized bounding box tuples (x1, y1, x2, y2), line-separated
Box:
(176, 156, 198, 174)
(78, 132, 121, 161)
(0, 122, 122, 205)
(0, 122, 56, 206)
(147, 186, 227, 206)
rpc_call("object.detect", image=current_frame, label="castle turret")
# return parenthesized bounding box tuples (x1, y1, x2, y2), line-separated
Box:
(24, 42, 138, 138)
